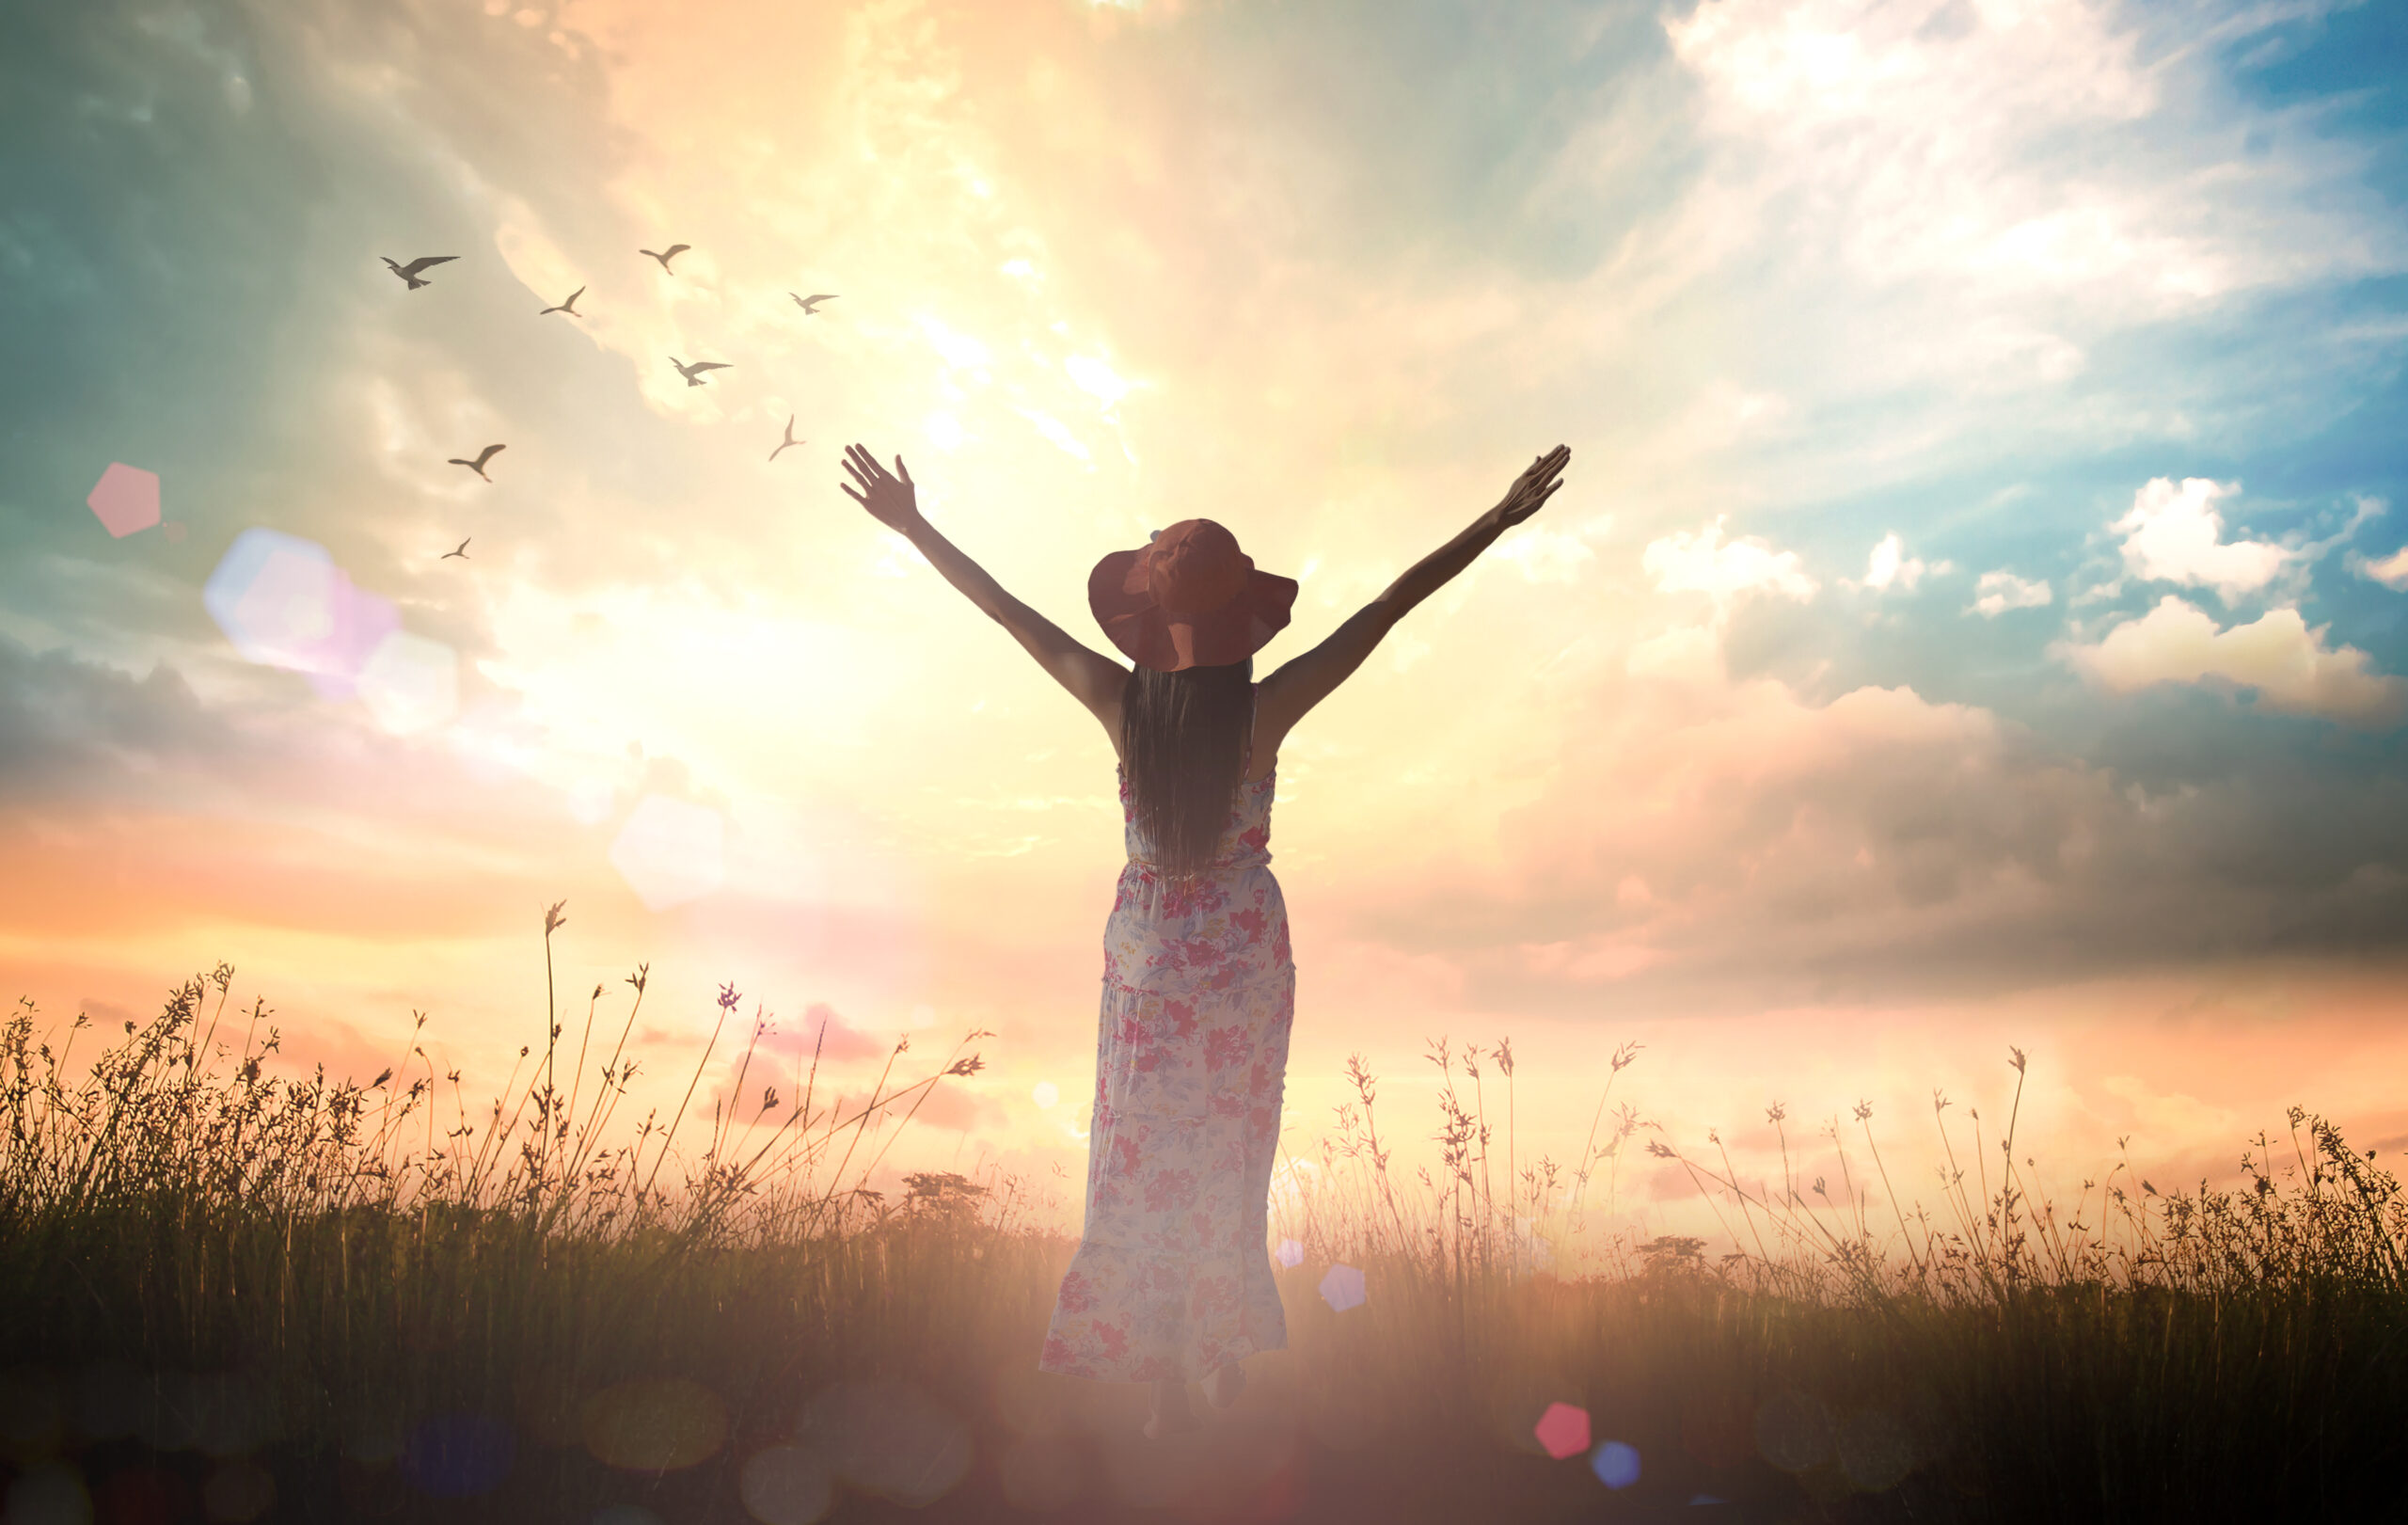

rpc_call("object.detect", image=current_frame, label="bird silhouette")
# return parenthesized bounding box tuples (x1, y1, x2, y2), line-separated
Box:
(641, 244, 691, 273)
(769, 415, 804, 462)
(540, 285, 585, 316)
(382, 255, 458, 290)
(447, 443, 506, 482)
(790, 292, 838, 315)
(442, 538, 471, 561)
(671, 356, 731, 388)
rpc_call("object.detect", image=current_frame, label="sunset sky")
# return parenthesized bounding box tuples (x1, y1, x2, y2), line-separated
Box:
(5, 0, 2405, 1257)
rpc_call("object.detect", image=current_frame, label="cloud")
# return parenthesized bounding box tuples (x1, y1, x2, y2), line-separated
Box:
(2059, 595, 2407, 727)
(1491, 517, 1608, 585)
(1857, 532, 1948, 593)
(1642, 517, 1816, 608)
(0, 637, 223, 805)
(2354, 546, 2408, 592)
(2110, 477, 2292, 602)
(752, 1001, 892, 1065)
(1336, 656, 2408, 1015)
(1968, 570, 2052, 617)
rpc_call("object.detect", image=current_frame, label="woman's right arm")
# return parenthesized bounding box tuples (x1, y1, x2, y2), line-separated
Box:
(1259, 446, 1569, 737)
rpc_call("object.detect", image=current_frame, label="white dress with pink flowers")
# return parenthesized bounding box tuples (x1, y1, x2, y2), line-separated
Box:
(1038, 719, 1294, 1384)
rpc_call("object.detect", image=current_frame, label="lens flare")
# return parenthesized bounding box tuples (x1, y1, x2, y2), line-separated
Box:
(1317, 1263, 1366, 1312)
(399, 1412, 515, 1498)
(1590, 1439, 1641, 1489)
(608, 794, 727, 911)
(1533, 1402, 1590, 1460)
(1753, 1390, 1834, 1473)
(737, 1443, 833, 1525)
(87, 462, 161, 538)
(357, 630, 460, 736)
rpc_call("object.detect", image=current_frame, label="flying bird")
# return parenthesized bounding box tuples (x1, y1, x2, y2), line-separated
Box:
(540, 285, 585, 316)
(769, 415, 804, 462)
(641, 244, 691, 273)
(448, 443, 506, 481)
(382, 255, 458, 290)
(671, 356, 730, 388)
(442, 538, 471, 561)
(790, 292, 838, 315)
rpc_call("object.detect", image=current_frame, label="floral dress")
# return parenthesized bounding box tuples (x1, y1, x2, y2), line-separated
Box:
(1038, 697, 1295, 1384)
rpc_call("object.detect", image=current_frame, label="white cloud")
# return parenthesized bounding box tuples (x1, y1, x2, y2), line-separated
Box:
(1642, 516, 1816, 608)
(1859, 532, 1949, 592)
(2059, 595, 2406, 726)
(917, 314, 992, 370)
(1013, 405, 1092, 464)
(2110, 477, 2291, 602)
(1968, 570, 2052, 617)
(2354, 546, 2408, 592)
(1062, 354, 1134, 412)
(1493, 517, 1608, 585)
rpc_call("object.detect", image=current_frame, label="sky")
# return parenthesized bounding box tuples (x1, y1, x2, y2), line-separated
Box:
(4, 0, 2405, 1257)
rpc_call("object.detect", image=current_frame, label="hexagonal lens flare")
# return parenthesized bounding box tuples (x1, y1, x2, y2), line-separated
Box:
(298, 574, 400, 701)
(87, 463, 161, 538)
(1534, 1401, 1591, 1460)
(357, 630, 459, 736)
(1591, 1439, 1641, 1488)
(1317, 1263, 1365, 1312)
(609, 794, 727, 912)
(206, 529, 337, 671)
(1275, 1237, 1304, 1269)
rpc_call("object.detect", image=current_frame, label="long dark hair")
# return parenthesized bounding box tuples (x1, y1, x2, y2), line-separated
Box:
(1120, 656, 1254, 884)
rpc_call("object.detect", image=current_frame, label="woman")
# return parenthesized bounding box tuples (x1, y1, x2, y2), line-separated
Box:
(839, 441, 1571, 1439)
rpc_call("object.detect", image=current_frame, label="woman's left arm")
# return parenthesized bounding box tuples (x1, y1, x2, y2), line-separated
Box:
(840, 444, 1127, 715)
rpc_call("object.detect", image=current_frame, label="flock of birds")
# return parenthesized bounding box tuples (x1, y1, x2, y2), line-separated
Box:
(379, 249, 838, 562)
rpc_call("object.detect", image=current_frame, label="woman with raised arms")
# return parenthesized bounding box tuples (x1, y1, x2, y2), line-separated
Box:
(838, 441, 1571, 1439)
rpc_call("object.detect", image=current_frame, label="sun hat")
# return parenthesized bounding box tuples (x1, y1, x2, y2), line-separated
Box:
(1088, 519, 1299, 673)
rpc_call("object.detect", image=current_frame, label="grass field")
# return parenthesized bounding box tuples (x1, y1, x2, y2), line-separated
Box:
(4, 919, 2403, 1524)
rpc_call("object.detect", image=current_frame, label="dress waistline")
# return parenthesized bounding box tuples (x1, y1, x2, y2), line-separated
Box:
(1125, 853, 1272, 876)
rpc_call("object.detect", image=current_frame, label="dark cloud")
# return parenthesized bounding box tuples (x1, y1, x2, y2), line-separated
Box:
(0, 633, 230, 804)
(1343, 668, 2408, 1015)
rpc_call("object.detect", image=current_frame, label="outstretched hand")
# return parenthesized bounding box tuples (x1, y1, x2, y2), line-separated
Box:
(1485, 445, 1569, 531)
(839, 443, 923, 532)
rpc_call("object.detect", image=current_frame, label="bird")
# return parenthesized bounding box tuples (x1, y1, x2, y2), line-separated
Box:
(382, 255, 458, 290)
(769, 415, 804, 462)
(671, 356, 730, 388)
(540, 285, 585, 316)
(641, 244, 690, 273)
(442, 538, 471, 561)
(790, 292, 838, 315)
(447, 443, 506, 481)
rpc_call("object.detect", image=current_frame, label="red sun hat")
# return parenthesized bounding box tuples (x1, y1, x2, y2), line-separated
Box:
(1089, 519, 1299, 673)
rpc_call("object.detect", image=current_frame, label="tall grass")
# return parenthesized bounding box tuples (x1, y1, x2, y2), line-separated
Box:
(2, 911, 2402, 1523)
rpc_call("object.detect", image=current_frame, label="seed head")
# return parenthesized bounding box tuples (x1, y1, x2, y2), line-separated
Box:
(718, 982, 741, 1012)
